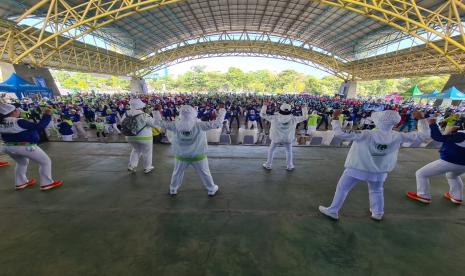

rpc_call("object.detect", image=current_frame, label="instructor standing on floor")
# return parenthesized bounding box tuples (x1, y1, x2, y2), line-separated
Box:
(153, 104, 226, 197)
(260, 101, 308, 171)
(122, 98, 159, 174)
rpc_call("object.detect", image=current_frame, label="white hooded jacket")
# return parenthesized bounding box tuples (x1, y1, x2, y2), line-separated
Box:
(332, 111, 430, 174)
(153, 107, 226, 158)
(260, 105, 308, 143)
(122, 109, 158, 140)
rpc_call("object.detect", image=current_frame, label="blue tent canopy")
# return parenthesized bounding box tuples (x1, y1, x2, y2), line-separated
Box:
(0, 73, 51, 99)
(437, 86, 465, 100)
(420, 89, 441, 98)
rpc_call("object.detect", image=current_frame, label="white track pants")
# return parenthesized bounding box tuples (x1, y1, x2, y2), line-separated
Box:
(128, 140, 153, 170)
(247, 121, 258, 130)
(45, 121, 56, 137)
(105, 123, 121, 134)
(112, 123, 121, 134)
(416, 159, 465, 200)
(170, 158, 217, 193)
(306, 126, 316, 135)
(265, 142, 293, 168)
(4, 145, 54, 187)
(62, 135, 73, 141)
(327, 171, 385, 216)
(343, 120, 354, 129)
(73, 122, 88, 138)
(223, 120, 230, 133)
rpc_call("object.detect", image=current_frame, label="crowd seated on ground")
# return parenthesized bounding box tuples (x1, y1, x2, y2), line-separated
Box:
(0, 92, 464, 147)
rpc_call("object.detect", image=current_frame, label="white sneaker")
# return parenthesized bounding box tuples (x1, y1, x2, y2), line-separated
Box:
(318, 206, 339, 220)
(262, 163, 272, 170)
(169, 189, 177, 197)
(144, 166, 154, 174)
(208, 185, 219, 197)
(286, 166, 295, 171)
(127, 166, 136, 173)
(370, 209, 383, 221)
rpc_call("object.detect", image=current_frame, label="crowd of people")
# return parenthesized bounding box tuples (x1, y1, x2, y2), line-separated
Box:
(0, 93, 464, 143)
(0, 92, 464, 221)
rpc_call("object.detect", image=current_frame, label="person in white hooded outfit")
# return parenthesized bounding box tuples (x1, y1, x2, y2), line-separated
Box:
(319, 109, 429, 221)
(260, 102, 308, 171)
(123, 99, 158, 174)
(153, 104, 226, 196)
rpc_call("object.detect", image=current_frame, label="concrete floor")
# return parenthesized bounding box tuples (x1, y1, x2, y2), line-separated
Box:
(0, 143, 464, 276)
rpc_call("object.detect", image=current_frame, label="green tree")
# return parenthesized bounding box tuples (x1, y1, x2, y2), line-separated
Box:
(225, 67, 247, 91)
(52, 68, 450, 97)
(304, 76, 322, 94)
(319, 76, 342, 95)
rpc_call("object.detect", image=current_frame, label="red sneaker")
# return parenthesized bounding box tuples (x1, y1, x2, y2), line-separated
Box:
(444, 192, 462, 205)
(15, 179, 36, 190)
(406, 192, 431, 204)
(0, 162, 9, 167)
(40, 180, 63, 191)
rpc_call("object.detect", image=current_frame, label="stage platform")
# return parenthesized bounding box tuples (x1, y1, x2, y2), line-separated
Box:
(0, 143, 464, 275)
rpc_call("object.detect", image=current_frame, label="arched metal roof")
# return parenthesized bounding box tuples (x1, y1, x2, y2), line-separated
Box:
(0, 0, 464, 80)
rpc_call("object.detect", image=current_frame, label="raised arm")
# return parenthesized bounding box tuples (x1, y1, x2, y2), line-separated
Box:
(399, 112, 430, 143)
(259, 104, 274, 122)
(199, 107, 226, 131)
(429, 120, 465, 143)
(151, 109, 176, 131)
(331, 109, 367, 141)
(295, 106, 309, 123)
(17, 110, 52, 131)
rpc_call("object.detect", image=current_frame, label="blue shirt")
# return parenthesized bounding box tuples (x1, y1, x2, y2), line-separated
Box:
(71, 113, 81, 123)
(58, 121, 74, 135)
(246, 112, 257, 121)
(430, 124, 465, 166)
(106, 114, 117, 124)
(1, 115, 51, 144)
(225, 110, 232, 120)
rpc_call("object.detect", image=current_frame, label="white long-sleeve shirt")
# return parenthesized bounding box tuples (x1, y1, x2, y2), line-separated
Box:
(260, 105, 308, 143)
(153, 109, 226, 158)
(332, 119, 430, 176)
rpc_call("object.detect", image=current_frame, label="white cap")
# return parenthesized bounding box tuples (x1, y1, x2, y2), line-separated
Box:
(0, 104, 16, 115)
(129, 98, 146, 110)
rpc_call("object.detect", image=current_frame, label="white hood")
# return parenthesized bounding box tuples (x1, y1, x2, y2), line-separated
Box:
(129, 98, 145, 110)
(277, 114, 293, 123)
(175, 105, 198, 132)
(370, 110, 401, 144)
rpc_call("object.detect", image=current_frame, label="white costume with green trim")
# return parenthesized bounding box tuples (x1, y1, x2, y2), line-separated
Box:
(321, 110, 430, 219)
(154, 105, 226, 195)
(124, 100, 158, 171)
(260, 103, 308, 170)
